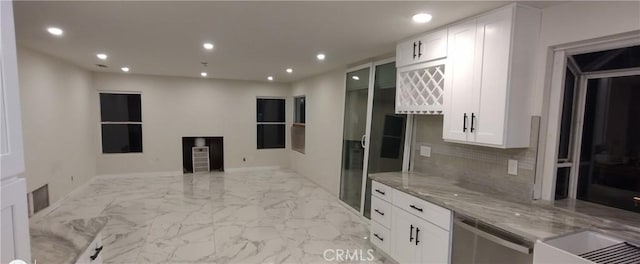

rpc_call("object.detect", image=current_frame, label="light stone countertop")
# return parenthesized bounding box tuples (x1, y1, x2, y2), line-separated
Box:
(369, 171, 640, 244)
(30, 216, 108, 264)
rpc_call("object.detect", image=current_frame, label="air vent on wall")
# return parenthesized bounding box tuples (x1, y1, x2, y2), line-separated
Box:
(32, 184, 50, 214)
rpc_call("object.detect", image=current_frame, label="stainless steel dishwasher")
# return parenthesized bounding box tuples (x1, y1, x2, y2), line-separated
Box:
(452, 214, 534, 264)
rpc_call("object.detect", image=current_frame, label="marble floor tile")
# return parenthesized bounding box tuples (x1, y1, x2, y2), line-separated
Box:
(40, 169, 387, 263)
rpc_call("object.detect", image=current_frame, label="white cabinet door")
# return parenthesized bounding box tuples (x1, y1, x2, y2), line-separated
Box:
(414, 29, 447, 65)
(442, 20, 476, 142)
(0, 0, 25, 180)
(396, 29, 447, 68)
(470, 7, 512, 146)
(391, 207, 422, 264)
(396, 39, 420, 68)
(391, 207, 450, 264)
(419, 220, 450, 264)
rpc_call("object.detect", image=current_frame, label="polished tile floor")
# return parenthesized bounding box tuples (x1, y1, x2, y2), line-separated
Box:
(40, 169, 384, 263)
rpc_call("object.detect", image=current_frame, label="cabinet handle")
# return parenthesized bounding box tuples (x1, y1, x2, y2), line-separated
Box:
(374, 189, 385, 195)
(373, 233, 384, 241)
(415, 228, 421, 245)
(471, 113, 476, 133)
(374, 209, 385, 216)
(409, 224, 414, 242)
(409, 204, 424, 212)
(413, 42, 417, 59)
(418, 41, 423, 58)
(463, 113, 468, 132)
(90, 246, 103, 261)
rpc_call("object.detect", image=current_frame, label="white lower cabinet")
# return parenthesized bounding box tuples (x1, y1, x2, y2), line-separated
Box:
(392, 207, 450, 264)
(370, 181, 452, 264)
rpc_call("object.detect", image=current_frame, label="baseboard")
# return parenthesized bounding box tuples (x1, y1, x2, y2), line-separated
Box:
(225, 166, 281, 172)
(97, 170, 183, 179)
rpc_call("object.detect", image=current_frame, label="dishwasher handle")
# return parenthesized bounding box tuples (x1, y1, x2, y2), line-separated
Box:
(454, 218, 533, 254)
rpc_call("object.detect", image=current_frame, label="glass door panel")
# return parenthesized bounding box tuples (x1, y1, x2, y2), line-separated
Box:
(576, 75, 640, 213)
(339, 67, 371, 211)
(364, 62, 405, 219)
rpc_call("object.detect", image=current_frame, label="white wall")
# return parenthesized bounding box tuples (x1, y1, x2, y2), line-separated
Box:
(289, 68, 346, 196)
(92, 72, 291, 175)
(17, 47, 97, 204)
(531, 1, 640, 115)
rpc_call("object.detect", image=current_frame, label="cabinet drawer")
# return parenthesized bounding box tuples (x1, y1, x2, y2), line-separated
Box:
(371, 196, 392, 228)
(393, 190, 451, 231)
(371, 181, 393, 202)
(370, 221, 391, 253)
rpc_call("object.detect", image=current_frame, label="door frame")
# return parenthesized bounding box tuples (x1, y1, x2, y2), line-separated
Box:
(538, 31, 640, 200)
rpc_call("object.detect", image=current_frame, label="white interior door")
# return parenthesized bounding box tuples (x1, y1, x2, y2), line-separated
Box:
(0, 1, 32, 262)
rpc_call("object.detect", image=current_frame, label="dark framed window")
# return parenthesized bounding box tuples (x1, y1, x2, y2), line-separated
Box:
(292, 96, 305, 153)
(257, 98, 285, 149)
(100, 93, 142, 153)
(294, 97, 305, 124)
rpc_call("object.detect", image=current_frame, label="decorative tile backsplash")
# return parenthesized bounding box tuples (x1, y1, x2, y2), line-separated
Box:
(412, 115, 541, 201)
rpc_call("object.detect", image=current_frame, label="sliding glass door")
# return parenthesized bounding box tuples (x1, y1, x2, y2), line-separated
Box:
(339, 59, 405, 219)
(339, 66, 371, 211)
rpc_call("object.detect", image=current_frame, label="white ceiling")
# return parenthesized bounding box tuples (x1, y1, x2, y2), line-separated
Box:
(13, 1, 557, 83)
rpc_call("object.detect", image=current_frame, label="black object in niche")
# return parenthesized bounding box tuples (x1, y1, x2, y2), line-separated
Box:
(182, 137, 224, 173)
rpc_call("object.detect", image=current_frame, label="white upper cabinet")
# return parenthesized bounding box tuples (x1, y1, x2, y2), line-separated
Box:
(396, 29, 448, 68)
(395, 29, 448, 114)
(443, 4, 541, 148)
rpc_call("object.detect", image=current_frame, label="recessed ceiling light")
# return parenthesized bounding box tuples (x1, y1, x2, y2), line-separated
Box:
(47, 27, 63, 36)
(316, 53, 326, 61)
(286, 68, 293, 73)
(121, 67, 130, 72)
(352, 76, 359, 80)
(412, 13, 432, 23)
(203, 42, 214, 50)
(267, 76, 274, 81)
(96, 53, 108, 60)
(201, 72, 208, 77)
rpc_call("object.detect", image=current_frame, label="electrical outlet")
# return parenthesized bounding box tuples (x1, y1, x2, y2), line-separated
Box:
(420, 146, 431, 157)
(508, 159, 518, 176)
